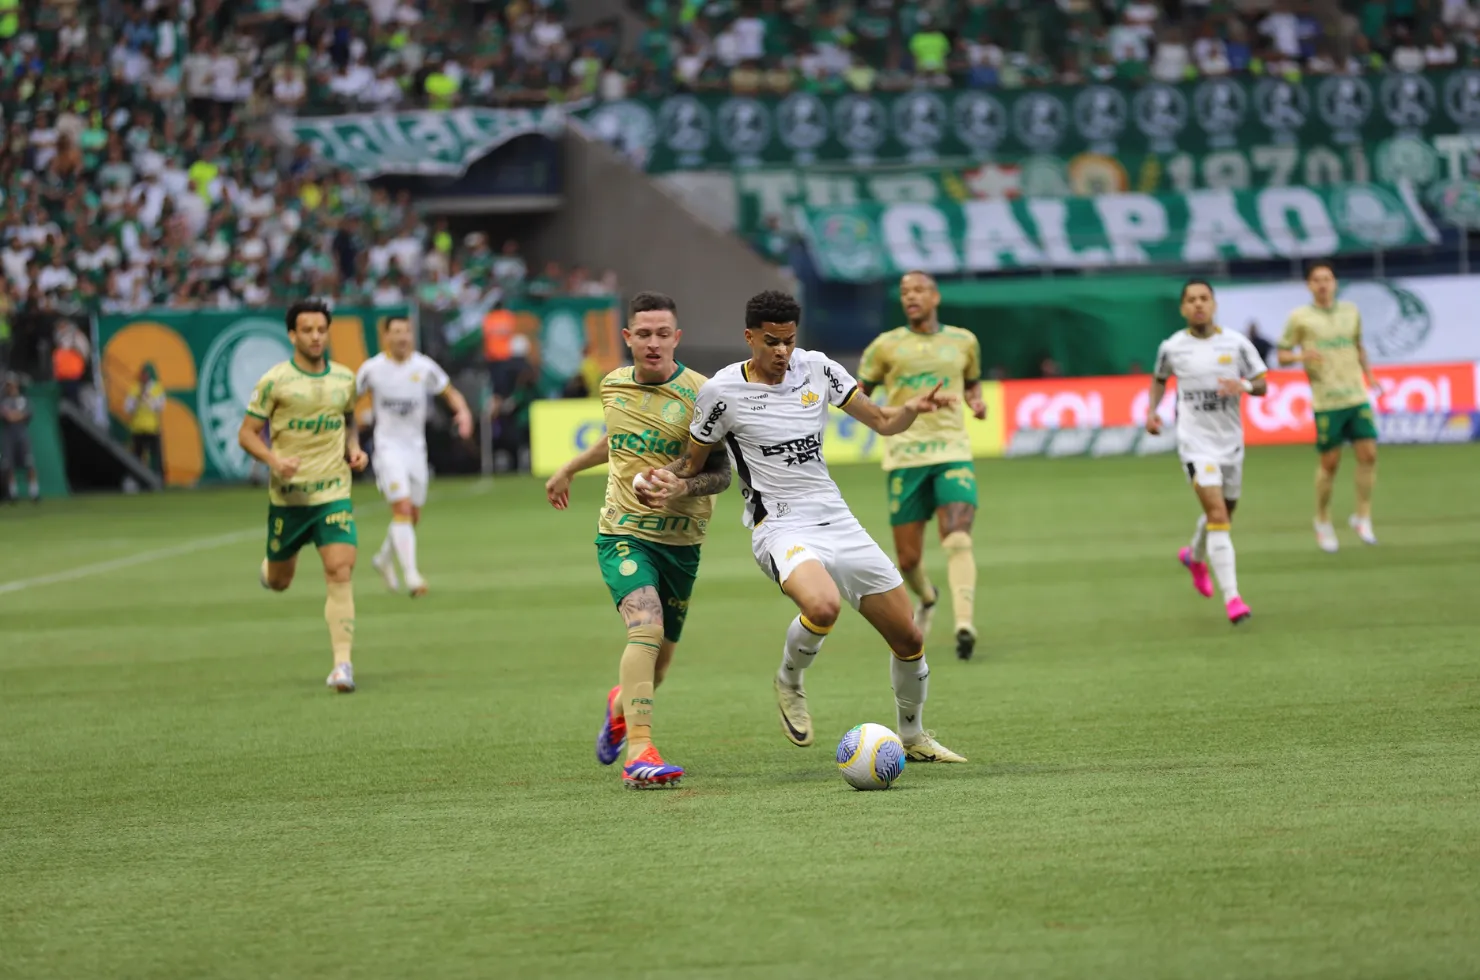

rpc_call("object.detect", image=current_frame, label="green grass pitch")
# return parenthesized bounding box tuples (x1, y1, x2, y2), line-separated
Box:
(2, 445, 1478, 979)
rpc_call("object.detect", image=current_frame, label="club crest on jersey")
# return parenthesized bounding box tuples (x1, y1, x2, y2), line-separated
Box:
(1217, 354, 1233, 365)
(662, 399, 686, 423)
(799, 389, 820, 407)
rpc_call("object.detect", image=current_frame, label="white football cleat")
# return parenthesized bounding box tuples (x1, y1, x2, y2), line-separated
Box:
(372, 551, 401, 592)
(902, 731, 967, 763)
(1348, 514, 1378, 545)
(406, 573, 428, 599)
(1314, 520, 1339, 553)
(326, 662, 355, 693)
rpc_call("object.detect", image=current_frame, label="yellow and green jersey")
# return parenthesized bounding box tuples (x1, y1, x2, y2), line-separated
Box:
(597, 364, 712, 547)
(1279, 301, 1368, 411)
(857, 324, 981, 472)
(246, 359, 358, 507)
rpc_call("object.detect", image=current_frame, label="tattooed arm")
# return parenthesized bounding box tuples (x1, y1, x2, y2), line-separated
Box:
(636, 438, 731, 506)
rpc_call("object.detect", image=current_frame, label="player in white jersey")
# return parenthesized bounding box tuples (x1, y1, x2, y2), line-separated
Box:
(355, 316, 473, 597)
(1147, 280, 1268, 626)
(638, 290, 967, 764)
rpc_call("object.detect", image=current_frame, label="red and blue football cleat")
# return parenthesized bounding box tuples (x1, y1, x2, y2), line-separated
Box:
(596, 685, 626, 766)
(622, 746, 684, 789)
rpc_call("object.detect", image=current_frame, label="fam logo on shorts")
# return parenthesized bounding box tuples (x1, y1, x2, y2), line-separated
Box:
(199, 317, 293, 479)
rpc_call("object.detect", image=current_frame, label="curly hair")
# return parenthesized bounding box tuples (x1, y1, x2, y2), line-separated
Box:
(744, 290, 801, 331)
(286, 297, 332, 333)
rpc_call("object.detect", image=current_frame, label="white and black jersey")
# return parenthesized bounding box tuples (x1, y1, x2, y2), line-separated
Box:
(690, 349, 863, 529)
(1153, 327, 1268, 461)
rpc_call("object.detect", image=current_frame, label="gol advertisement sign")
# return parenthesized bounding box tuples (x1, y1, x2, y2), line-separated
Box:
(1001, 362, 1480, 445)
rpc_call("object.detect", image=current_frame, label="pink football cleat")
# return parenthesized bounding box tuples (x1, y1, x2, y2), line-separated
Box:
(1226, 597, 1251, 625)
(1179, 547, 1214, 598)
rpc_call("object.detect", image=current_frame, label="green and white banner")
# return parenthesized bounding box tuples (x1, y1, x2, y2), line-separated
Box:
(732, 155, 1478, 236)
(578, 70, 1480, 175)
(796, 182, 1439, 282)
(280, 107, 565, 177)
(96, 307, 401, 486)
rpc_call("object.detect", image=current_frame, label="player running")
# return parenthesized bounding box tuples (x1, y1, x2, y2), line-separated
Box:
(640, 290, 966, 764)
(356, 316, 474, 598)
(1277, 261, 1380, 552)
(544, 291, 731, 789)
(238, 299, 369, 692)
(857, 271, 988, 660)
(1146, 280, 1268, 626)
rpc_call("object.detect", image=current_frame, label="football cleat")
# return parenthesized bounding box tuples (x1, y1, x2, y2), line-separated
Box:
(622, 746, 683, 789)
(774, 675, 814, 747)
(406, 573, 428, 599)
(596, 685, 626, 766)
(372, 551, 401, 593)
(1179, 547, 1214, 598)
(955, 625, 977, 661)
(1226, 597, 1252, 625)
(1349, 514, 1378, 546)
(326, 662, 355, 693)
(1314, 520, 1339, 553)
(902, 732, 967, 763)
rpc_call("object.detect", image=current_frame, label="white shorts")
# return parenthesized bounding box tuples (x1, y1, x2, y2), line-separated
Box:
(751, 516, 903, 610)
(1181, 455, 1243, 501)
(374, 449, 429, 506)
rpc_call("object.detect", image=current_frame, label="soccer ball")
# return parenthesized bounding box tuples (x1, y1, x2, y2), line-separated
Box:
(836, 723, 906, 791)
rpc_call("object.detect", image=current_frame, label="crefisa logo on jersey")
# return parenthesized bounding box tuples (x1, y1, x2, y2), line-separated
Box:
(199, 318, 293, 479)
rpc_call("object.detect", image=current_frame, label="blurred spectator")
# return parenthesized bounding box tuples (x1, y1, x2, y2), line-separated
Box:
(124, 363, 166, 477)
(51, 321, 90, 405)
(1, 374, 38, 503)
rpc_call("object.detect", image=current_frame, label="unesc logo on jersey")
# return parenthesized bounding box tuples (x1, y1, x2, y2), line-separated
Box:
(199, 318, 293, 479)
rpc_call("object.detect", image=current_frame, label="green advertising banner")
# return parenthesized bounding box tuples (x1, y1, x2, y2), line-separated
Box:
(734, 152, 1474, 237)
(96, 307, 402, 487)
(277, 107, 565, 178)
(578, 70, 1480, 177)
(796, 182, 1439, 282)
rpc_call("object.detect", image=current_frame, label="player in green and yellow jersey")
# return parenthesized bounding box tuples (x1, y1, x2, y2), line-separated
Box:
(858, 271, 988, 661)
(544, 291, 731, 789)
(1278, 261, 1380, 553)
(237, 299, 369, 693)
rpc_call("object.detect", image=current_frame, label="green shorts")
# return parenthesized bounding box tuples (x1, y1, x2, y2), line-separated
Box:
(594, 534, 701, 643)
(1315, 403, 1378, 453)
(267, 499, 358, 561)
(887, 461, 978, 526)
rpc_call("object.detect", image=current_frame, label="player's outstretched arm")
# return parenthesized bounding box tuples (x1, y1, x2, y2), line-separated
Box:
(239, 414, 297, 479)
(1145, 376, 1169, 434)
(546, 439, 610, 510)
(439, 383, 475, 440)
(844, 382, 954, 436)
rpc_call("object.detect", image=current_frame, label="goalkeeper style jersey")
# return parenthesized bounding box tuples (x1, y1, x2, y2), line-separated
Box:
(246, 359, 358, 507)
(857, 325, 981, 472)
(597, 363, 713, 547)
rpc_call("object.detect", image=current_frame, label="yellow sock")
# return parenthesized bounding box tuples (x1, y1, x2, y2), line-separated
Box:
(941, 531, 976, 633)
(620, 623, 664, 761)
(1354, 460, 1376, 519)
(325, 580, 355, 667)
(901, 564, 935, 604)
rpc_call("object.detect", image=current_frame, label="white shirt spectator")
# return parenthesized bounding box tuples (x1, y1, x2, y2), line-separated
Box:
(1426, 39, 1458, 66)
(59, 21, 86, 56)
(1152, 39, 1191, 81)
(1194, 36, 1231, 75)
(184, 48, 213, 98)
(676, 49, 707, 86)
(1123, 1, 1160, 39)
(731, 14, 765, 59)
(368, 241, 394, 275)
(272, 66, 307, 105)
(283, 0, 317, 22)
(1259, 11, 1300, 58)
(38, 262, 78, 295)
(1109, 24, 1148, 62)
(331, 58, 375, 99)
(372, 282, 406, 306)
(599, 67, 629, 100)
(29, 126, 58, 170)
(1393, 42, 1426, 73)
(211, 51, 241, 101)
(365, 72, 403, 106)
(531, 15, 566, 54)
(386, 233, 424, 276)
(1, 243, 32, 285)
(77, 241, 121, 274)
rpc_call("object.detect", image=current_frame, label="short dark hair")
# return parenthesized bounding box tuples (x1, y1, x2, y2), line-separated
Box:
(1180, 278, 1215, 301)
(901, 270, 938, 287)
(745, 289, 801, 331)
(629, 291, 677, 318)
(1305, 260, 1336, 281)
(286, 297, 332, 333)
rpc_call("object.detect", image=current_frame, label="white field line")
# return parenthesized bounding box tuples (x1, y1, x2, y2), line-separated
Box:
(0, 479, 496, 598)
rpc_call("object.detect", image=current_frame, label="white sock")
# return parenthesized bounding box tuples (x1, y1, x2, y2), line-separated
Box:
(777, 615, 826, 689)
(389, 520, 420, 581)
(1189, 514, 1208, 562)
(377, 528, 395, 564)
(1206, 529, 1239, 601)
(28, 476, 38, 499)
(891, 655, 929, 741)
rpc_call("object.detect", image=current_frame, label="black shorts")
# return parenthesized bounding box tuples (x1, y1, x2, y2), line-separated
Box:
(131, 432, 162, 459)
(489, 359, 523, 398)
(1, 427, 32, 469)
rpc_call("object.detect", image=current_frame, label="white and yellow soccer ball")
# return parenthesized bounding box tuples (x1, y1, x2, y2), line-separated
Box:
(836, 723, 907, 791)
